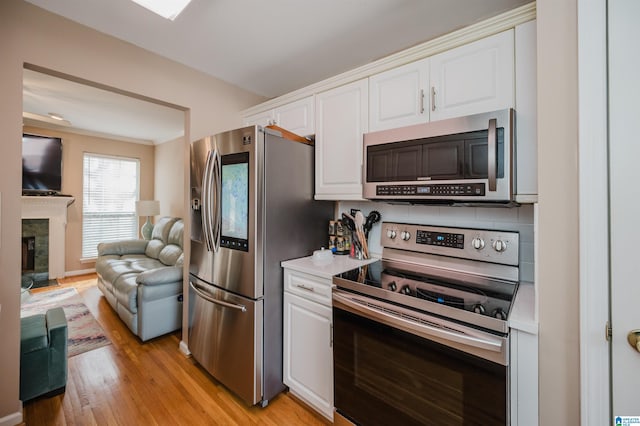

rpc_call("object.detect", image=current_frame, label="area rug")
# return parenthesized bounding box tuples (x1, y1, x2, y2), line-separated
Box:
(21, 287, 111, 357)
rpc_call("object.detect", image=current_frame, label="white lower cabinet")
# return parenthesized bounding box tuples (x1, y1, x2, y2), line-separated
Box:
(510, 329, 539, 426)
(283, 270, 334, 420)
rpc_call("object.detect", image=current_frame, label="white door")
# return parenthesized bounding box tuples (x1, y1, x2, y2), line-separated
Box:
(609, 0, 640, 419)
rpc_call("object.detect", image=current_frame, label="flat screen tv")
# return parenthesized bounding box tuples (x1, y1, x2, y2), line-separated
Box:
(22, 133, 63, 195)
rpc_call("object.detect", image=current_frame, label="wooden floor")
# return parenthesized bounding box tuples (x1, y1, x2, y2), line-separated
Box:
(23, 274, 331, 425)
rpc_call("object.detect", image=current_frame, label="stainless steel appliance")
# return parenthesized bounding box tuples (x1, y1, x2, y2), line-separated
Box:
(332, 222, 519, 425)
(188, 125, 332, 406)
(363, 108, 516, 205)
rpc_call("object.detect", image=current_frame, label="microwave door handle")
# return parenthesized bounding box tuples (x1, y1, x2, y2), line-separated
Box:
(488, 118, 497, 192)
(201, 150, 214, 252)
(211, 149, 221, 252)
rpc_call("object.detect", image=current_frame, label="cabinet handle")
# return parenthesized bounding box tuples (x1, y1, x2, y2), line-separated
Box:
(296, 284, 315, 292)
(419, 89, 425, 114)
(431, 87, 436, 111)
(330, 324, 333, 348)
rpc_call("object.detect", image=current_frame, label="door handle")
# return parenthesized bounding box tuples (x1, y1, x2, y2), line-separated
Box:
(627, 329, 640, 352)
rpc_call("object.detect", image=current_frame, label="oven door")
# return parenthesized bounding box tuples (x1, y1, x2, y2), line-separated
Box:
(333, 290, 508, 426)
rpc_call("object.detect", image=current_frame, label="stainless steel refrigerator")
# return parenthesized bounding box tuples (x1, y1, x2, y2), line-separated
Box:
(188, 125, 332, 407)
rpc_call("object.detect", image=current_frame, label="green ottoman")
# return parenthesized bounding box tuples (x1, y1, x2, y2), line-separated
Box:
(20, 307, 68, 402)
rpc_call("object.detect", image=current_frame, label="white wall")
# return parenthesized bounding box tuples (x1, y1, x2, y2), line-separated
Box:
(155, 136, 186, 219)
(536, 0, 581, 423)
(0, 1, 264, 422)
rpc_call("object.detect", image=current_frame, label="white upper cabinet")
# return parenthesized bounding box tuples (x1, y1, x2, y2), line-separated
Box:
(315, 79, 368, 200)
(368, 58, 429, 132)
(243, 95, 315, 136)
(243, 109, 274, 128)
(274, 96, 315, 136)
(429, 29, 515, 121)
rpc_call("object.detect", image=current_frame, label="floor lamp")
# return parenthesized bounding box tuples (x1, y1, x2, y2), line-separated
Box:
(136, 200, 160, 240)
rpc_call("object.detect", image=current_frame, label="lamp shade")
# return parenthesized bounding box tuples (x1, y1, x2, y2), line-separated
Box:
(136, 200, 160, 216)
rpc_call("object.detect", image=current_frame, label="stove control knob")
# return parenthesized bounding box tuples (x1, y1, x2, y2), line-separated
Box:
(471, 237, 485, 250)
(472, 304, 486, 315)
(492, 239, 507, 253)
(387, 281, 397, 292)
(400, 231, 411, 241)
(492, 308, 507, 320)
(386, 229, 397, 239)
(400, 286, 412, 296)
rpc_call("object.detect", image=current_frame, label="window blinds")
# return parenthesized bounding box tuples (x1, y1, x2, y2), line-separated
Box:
(82, 153, 140, 258)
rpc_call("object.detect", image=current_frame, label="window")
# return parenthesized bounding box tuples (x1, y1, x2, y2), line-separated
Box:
(82, 153, 140, 259)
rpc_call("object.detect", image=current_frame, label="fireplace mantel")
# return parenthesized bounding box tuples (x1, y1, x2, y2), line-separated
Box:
(22, 196, 75, 279)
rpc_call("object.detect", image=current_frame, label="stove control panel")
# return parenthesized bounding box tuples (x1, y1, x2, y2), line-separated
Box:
(415, 229, 464, 249)
(381, 222, 519, 266)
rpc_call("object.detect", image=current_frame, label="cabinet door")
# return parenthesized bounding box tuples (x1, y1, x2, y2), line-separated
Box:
(369, 58, 429, 131)
(430, 29, 514, 121)
(283, 292, 333, 421)
(274, 96, 315, 136)
(243, 110, 274, 127)
(315, 78, 368, 200)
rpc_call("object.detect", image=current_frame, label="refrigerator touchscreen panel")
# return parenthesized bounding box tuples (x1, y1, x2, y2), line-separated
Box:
(220, 152, 249, 251)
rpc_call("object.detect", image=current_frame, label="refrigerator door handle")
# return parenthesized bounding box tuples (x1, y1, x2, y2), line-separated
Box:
(190, 281, 247, 312)
(211, 149, 221, 252)
(201, 150, 215, 252)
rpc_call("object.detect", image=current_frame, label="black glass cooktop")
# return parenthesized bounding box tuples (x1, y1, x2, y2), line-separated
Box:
(334, 260, 518, 326)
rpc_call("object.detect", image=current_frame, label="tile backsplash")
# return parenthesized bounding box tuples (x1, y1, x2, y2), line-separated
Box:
(338, 201, 535, 283)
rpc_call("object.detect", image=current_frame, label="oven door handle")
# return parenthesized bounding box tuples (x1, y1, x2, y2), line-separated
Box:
(333, 291, 504, 354)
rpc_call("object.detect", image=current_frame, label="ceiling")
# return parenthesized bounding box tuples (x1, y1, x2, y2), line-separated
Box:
(23, 69, 185, 144)
(22, 0, 530, 143)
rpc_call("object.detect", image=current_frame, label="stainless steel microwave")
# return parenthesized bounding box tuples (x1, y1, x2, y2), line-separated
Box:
(363, 108, 516, 205)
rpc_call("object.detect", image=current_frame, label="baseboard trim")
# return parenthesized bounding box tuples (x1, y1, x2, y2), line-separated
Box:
(0, 410, 23, 426)
(65, 268, 96, 277)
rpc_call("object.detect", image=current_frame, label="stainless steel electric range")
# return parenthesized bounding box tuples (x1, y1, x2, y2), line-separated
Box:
(332, 222, 519, 426)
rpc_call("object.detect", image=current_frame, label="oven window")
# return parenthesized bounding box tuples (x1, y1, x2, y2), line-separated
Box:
(334, 307, 507, 425)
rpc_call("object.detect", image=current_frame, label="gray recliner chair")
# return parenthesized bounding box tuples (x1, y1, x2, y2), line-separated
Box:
(20, 307, 68, 402)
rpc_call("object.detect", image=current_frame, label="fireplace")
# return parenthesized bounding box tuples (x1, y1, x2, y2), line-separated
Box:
(22, 236, 36, 271)
(21, 196, 74, 279)
(22, 219, 49, 284)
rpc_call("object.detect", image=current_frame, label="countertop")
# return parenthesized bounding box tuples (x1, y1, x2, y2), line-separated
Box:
(281, 254, 379, 279)
(508, 281, 538, 334)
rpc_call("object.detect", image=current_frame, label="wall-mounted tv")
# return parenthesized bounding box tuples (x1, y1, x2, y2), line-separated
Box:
(22, 133, 63, 195)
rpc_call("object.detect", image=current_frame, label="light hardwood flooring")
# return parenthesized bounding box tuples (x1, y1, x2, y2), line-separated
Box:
(23, 274, 330, 425)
